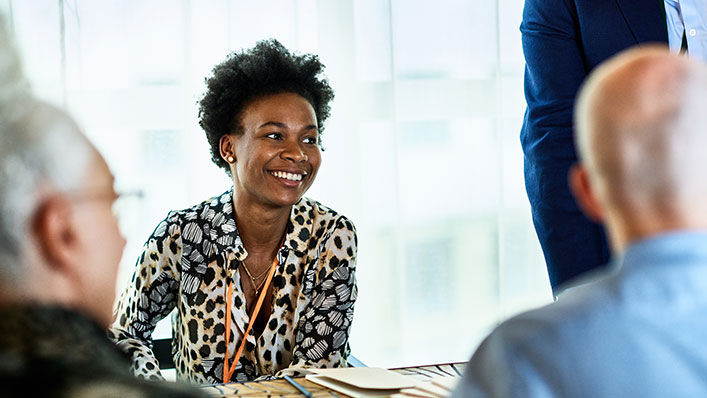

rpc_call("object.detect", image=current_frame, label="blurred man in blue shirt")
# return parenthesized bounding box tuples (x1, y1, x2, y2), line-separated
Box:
(454, 47, 707, 397)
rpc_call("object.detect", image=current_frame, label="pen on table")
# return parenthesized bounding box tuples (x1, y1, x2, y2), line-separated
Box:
(284, 375, 313, 398)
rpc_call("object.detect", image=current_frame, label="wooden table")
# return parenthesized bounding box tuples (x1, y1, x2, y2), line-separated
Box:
(201, 362, 466, 397)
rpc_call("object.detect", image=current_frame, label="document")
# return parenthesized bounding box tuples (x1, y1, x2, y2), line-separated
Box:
(305, 367, 417, 397)
(393, 376, 461, 398)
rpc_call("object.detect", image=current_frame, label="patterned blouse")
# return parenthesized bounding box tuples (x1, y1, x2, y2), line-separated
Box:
(109, 189, 358, 383)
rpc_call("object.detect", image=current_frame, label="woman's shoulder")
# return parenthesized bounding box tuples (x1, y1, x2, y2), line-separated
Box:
(294, 199, 357, 282)
(294, 197, 356, 234)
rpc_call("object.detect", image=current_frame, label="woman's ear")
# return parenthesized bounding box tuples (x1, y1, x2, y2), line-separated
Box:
(220, 135, 236, 163)
(569, 164, 605, 223)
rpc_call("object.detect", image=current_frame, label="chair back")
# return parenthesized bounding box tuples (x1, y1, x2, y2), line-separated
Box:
(152, 337, 175, 369)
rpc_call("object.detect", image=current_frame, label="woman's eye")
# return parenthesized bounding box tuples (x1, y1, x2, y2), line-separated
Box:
(303, 136, 318, 145)
(266, 132, 282, 140)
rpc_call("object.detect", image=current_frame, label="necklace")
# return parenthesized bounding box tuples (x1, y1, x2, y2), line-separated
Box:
(242, 260, 271, 281)
(241, 260, 275, 295)
(246, 271, 270, 295)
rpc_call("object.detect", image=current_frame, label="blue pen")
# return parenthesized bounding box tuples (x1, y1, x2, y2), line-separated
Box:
(284, 375, 313, 398)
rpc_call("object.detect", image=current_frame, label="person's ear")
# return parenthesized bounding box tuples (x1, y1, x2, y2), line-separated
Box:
(220, 135, 236, 164)
(569, 164, 604, 223)
(32, 196, 79, 274)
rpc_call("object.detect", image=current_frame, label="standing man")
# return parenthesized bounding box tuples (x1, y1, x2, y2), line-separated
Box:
(521, 0, 706, 293)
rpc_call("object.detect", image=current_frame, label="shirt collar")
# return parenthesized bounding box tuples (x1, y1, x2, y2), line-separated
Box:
(620, 230, 707, 273)
(209, 189, 314, 262)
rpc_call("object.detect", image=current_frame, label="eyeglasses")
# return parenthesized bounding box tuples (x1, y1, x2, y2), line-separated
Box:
(69, 189, 144, 220)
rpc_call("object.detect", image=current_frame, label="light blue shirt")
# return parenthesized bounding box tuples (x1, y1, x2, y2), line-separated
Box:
(665, 0, 707, 61)
(453, 231, 707, 397)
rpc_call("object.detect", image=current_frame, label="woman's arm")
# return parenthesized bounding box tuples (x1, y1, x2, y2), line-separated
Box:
(273, 216, 358, 378)
(108, 214, 183, 380)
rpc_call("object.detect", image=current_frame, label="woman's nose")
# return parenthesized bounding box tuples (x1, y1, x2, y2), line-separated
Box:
(282, 140, 308, 162)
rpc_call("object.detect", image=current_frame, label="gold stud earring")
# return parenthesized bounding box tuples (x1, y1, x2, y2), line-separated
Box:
(227, 155, 234, 163)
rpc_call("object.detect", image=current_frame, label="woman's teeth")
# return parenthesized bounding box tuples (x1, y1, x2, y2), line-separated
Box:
(271, 171, 303, 181)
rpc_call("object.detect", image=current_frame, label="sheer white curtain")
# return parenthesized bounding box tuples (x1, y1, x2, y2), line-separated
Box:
(4, 0, 550, 367)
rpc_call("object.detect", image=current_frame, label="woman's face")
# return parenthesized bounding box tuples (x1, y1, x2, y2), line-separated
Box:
(223, 92, 322, 209)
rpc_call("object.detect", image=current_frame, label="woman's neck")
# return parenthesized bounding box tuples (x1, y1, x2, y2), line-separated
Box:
(233, 198, 290, 254)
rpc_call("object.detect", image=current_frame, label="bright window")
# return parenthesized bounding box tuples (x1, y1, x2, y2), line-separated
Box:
(5, 0, 551, 368)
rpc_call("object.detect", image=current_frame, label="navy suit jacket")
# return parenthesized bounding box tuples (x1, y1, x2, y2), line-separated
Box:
(521, 0, 668, 292)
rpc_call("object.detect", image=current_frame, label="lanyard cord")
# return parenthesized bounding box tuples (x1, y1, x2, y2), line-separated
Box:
(223, 241, 283, 383)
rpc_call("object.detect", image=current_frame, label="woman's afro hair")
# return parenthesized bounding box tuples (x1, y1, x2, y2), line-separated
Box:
(198, 39, 335, 174)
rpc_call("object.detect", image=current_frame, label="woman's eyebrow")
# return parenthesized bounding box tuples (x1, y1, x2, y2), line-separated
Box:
(257, 121, 319, 131)
(257, 121, 287, 129)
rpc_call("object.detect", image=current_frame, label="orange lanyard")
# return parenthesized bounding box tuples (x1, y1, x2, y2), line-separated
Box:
(223, 252, 280, 383)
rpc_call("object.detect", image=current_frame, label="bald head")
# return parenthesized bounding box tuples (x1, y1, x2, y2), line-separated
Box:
(573, 47, 707, 250)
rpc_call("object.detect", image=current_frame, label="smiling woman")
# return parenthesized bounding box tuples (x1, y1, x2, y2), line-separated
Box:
(108, 39, 358, 384)
(224, 92, 322, 209)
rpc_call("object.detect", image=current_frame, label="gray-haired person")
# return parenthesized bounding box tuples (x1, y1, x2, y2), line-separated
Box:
(0, 18, 204, 398)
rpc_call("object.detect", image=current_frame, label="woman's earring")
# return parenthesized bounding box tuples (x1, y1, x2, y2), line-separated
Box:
(226, 155, 235, 163)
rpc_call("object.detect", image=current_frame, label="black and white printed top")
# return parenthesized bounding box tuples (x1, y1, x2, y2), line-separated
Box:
(109, 189, 358, 384)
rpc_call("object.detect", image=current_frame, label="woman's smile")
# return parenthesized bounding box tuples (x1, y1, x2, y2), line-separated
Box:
(268, 169, 307, 185)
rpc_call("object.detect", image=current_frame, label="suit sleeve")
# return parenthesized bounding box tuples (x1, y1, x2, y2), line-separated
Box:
(520, 0, 609, 291)
(108, 214, 183, 380)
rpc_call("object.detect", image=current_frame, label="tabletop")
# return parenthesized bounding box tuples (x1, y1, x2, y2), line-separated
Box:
(200, 362, 467, 397)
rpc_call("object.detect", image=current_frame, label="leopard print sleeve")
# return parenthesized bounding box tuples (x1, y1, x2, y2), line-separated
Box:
(109, 213, 183, 381)
(271, 216, 358, 379)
